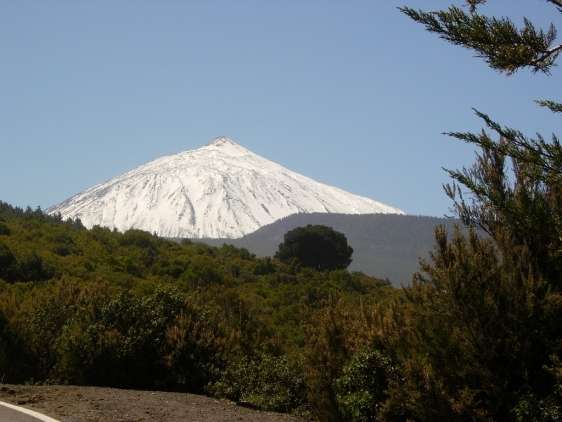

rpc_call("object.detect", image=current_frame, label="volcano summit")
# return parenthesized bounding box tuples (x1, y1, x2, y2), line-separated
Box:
(48, 137, 404, 238)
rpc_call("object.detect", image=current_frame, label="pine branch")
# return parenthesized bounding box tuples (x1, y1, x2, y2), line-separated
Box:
(528, 43, 562, 71)
(399, 5, 561, 73)
(468, 0, 561, 13)
(466, 0, 486, 13)
(546, 0, 562, 11)
(445, 109, 562, 177)
(537, 99, 562, 113)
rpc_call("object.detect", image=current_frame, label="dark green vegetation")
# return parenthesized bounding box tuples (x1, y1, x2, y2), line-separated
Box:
(0, 201, 396, 417)
(201, 213, 460, 286)
(275, 225, 353, 271)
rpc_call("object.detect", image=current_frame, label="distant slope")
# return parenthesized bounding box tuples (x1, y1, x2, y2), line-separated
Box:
(201, 213, 462, 286)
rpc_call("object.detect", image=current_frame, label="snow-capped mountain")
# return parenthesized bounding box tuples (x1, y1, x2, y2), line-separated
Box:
(48, 137, 404, 238)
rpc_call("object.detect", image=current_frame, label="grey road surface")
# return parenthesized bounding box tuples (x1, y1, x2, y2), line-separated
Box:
(0, 404, 51, 422)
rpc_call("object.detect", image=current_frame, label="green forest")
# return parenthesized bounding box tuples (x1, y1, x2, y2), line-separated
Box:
(2, 1, 562, 421)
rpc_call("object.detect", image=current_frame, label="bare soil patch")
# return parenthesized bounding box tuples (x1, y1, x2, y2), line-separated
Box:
(0, 385, 303, 422)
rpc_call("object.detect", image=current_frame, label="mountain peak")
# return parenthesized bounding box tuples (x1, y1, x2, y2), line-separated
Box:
(207, 136, 238, 147)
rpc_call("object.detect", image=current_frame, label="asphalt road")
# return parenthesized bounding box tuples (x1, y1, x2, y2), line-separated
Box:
(0, 402, 57, 422)
(0, 405, 42, 421)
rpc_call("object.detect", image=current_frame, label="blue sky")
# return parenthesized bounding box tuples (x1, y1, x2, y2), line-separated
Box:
(1, 0, 561, 216)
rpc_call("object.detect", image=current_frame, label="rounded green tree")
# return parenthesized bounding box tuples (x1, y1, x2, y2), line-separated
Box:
(275, 225, 353, 271)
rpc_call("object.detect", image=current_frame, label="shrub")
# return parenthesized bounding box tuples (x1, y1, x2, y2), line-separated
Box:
(0, 242, 16, 281)
(0, 221, 10, 236)
(335, 348, 397, 422)
(163, 308, 227, 393)
(211, 353, 307, 413)
(17, 252, 54, 282)
(0, 312, 28, 382)
(55, 288, 184, 387)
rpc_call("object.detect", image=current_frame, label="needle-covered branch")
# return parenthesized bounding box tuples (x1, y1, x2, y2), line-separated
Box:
(399, 5, 561, 73)
(537, 99, 562, 114)
(546, 0, 562, 12)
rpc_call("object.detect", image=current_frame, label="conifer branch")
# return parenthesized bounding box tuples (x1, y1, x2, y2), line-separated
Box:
(546, 0, 562, 11)
(537, 99, 562, 114)
(529, 43, 562, 70)
(400, 5, 561, 73)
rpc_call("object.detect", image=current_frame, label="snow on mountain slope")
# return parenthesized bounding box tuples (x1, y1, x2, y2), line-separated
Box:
(48, 137, 404, 238)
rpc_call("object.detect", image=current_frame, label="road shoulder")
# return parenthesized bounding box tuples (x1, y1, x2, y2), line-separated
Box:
(0, 385, 302, 422)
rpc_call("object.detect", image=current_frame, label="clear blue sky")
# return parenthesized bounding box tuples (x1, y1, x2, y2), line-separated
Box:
(1, 1, 561, 216)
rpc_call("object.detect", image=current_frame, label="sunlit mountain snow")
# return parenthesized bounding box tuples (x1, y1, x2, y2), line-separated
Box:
(48, 137, 404, 238)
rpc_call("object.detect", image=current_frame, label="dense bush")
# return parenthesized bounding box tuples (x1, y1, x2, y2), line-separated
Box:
(162, 304, 227, 392)
(0, 242, 16, 281)
(0, 221, 10, 236)
(211, 353, 308, 413)
(0, 311, 28, 383)
(56, 288, 174, 387)
(335, 349, 397, 422)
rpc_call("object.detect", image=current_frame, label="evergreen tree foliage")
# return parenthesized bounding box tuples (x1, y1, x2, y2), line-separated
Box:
(378, 227, 562, 419)
(275, 225, 353, 271)
(370, 1, 562, 419)
(400, 1, 562, 74)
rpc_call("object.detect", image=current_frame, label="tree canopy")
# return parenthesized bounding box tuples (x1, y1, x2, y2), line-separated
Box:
(275, 225, 353, 271)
